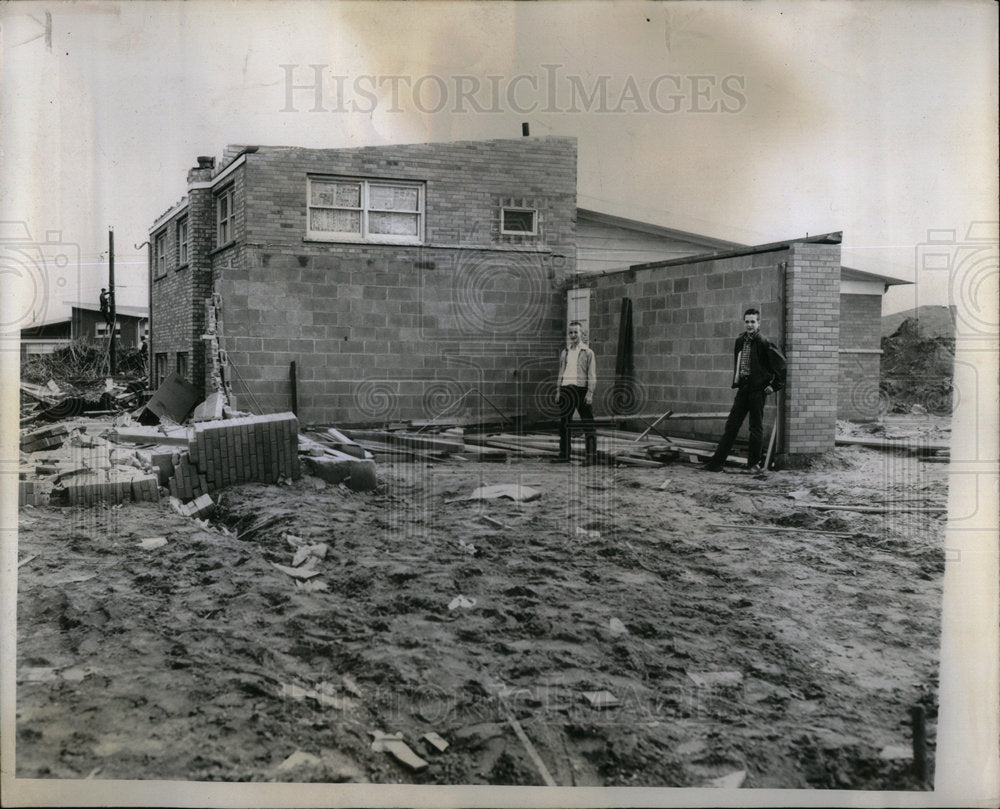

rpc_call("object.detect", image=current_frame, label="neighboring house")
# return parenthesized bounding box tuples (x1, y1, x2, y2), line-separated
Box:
(69, 302, 148, 349)
(148, 136, 907, 460)
(20, 303, 148, 358)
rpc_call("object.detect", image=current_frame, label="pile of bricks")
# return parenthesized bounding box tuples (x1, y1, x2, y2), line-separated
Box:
(20, 424, 68, 453)
(166, 412, 300, 501)
(19, 480, 39, 507)
(62, 472, 160, 506)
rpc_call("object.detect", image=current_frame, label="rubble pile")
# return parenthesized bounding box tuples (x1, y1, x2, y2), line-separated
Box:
(112, 413, 303, 505)
(18, 420, 160, 507)
(20, 340, 146, 385)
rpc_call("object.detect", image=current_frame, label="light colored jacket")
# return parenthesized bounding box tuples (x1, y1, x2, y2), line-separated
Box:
(558, 344, 597, 390)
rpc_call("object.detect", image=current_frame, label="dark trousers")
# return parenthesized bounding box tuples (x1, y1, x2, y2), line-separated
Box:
(557, 385, 596, 461)
(710, 385, 767, 468)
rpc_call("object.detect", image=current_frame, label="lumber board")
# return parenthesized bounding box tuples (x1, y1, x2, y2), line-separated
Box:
(797, 502, 948, 514)
(344, 429, 466, 454)
(835, 436, 949, 452)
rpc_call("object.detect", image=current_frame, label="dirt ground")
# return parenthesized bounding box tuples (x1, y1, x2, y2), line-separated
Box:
(15, 416, 948, 789)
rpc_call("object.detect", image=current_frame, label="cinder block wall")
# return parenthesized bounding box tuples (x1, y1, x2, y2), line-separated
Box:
(211, 137, 577, 423)
(838, 293, 884, 421)
(581, 251, 786, 443)
(783, 243, 842, 457)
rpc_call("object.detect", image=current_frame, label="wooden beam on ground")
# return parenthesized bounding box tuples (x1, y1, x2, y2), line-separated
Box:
(797, 502, 948, 515)
(835, 436, 950, 452)
(707, 523, 856, 538)
(344, 429, 466, 454)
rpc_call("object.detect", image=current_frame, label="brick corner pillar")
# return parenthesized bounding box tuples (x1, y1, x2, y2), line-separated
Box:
(782, 242, 841, 464)
(187, 156, 216, 398)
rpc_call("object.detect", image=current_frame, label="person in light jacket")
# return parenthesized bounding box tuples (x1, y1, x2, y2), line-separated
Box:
(554, 320, 598, 466)
(703, 308, 786, 473)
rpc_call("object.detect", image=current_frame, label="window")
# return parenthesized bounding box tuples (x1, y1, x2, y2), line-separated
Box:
(154, 353, 168, 387)
(177, 216, 189, 266)
(176, 352, 189, 380)
(154, 231, 167, 277)
(217, 186, 236, 246)
(95, 322, 122, 338)
(307, 177, 423, 244)
(501, 207, 537, 236)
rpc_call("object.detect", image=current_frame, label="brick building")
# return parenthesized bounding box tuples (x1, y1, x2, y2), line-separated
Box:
(148, 136, 904, 461)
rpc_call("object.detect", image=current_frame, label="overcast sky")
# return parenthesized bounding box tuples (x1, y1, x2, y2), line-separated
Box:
(1, 0, 997, 323)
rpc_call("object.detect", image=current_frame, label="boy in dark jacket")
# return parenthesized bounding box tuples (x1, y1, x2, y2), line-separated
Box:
(703, 308, 786, 473)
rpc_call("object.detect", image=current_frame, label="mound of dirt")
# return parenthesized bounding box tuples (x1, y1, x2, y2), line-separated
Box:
(880, 317, 955, 415)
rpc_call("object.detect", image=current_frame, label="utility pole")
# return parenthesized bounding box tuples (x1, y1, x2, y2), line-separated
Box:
(108, 228, 116, 376)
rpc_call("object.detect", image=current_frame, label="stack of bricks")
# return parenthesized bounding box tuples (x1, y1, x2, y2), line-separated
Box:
(20, 424, 68, 453)
(166, 412, 300, 502)
(168, 451, 209, 501)
(63, 473, 160, 506)
(19, 480, 39, 507)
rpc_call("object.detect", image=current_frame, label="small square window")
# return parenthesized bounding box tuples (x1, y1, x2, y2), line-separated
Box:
(501, 208, 537, 235)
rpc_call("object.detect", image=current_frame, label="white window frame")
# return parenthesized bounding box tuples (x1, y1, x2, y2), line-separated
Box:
(177, 216, 189, 266)
(153, 231, 167, 277)
(217, 185, 236, 246)
(501, 207, 538, 236)
(306, 177, 424, 245)
(95, 322, 122, 338)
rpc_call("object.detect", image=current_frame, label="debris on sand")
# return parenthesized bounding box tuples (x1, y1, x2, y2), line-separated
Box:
(581, 690, 621, 709)
(370, 732, 429, 773)
(466, 484, 542, 502)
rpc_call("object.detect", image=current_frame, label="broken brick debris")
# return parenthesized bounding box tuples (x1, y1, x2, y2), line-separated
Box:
(134, 446, 178, 484)
(118, 412, 300, 503)
(61, 472, 160, 507)
(19, 480, 40, 507)
(168, 493, 215, 519)
(19, 424, 69, 453)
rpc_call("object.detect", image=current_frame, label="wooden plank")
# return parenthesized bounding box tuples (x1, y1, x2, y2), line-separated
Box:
(835, 436, 950, 452)
(707, 523, 856, 538)
(344, 429, 466, 454)
(797, 502, 948, 515)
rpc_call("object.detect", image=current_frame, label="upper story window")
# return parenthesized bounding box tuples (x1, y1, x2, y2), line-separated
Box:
(216, 185, 236, 246)
(501, 207, 537, 236)
(177, 216, 189, 266)
(153, 231, 167, 278)
(307, 177, 424, 244)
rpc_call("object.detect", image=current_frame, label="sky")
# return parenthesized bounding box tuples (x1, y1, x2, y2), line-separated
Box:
(0, 0, 997, 328)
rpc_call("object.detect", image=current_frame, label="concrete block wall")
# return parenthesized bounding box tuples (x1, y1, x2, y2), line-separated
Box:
(783, 243, 842, 456)
(838, 293, 884, 421)
(208, 137, 577, 424)
(581, 252, 785, 438)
